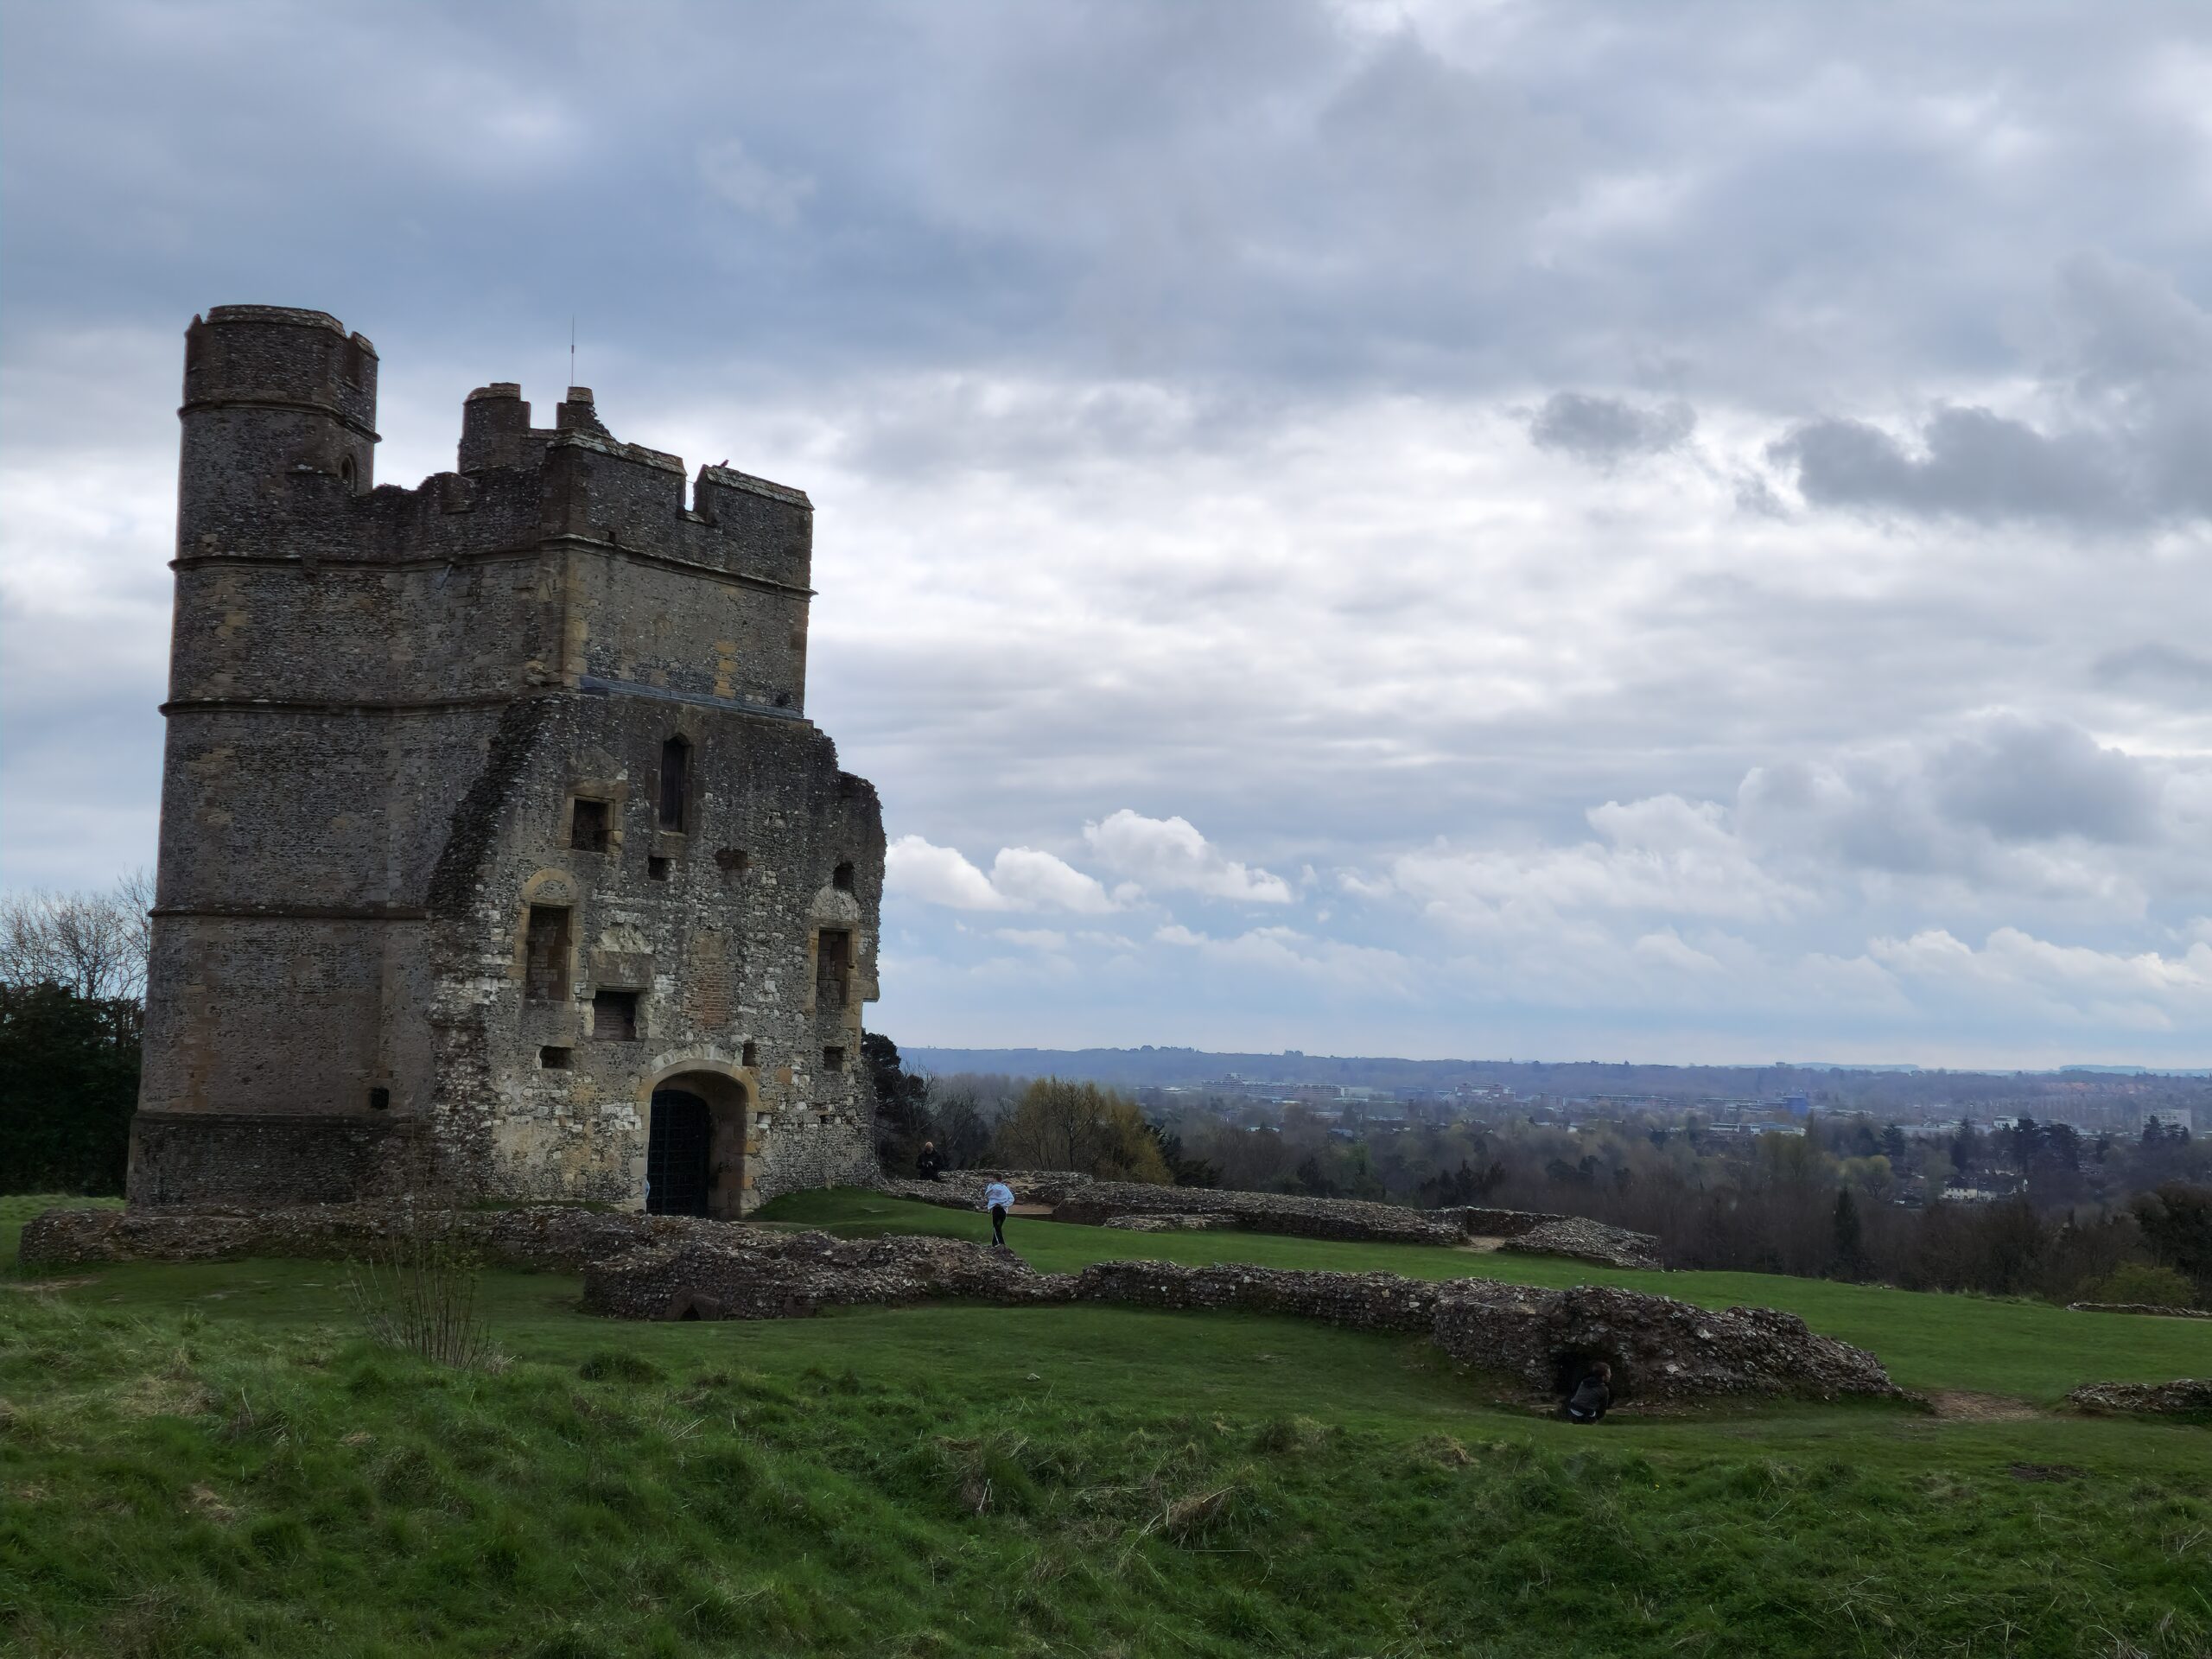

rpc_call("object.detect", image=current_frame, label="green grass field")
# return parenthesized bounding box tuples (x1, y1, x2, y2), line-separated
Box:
(3, 1188, 2208, 1656)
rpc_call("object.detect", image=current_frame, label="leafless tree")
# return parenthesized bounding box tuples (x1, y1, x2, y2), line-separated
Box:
(0, 868, 155, 1001)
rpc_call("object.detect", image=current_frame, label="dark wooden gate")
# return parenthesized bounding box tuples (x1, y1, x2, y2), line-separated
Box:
(646, 1088, 711, 1217)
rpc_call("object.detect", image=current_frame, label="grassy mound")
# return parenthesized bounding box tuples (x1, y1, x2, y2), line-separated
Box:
(1, 1190, 2206, 1656)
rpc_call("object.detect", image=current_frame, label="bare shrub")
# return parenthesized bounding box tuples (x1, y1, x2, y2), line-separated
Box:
(344, 1211, 499, 1370)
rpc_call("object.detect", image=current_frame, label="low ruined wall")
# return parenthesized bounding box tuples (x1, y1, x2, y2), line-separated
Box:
(877, 1171, 1098, 1208)
(2067, 1378, 2212, 1414)
(580, 1231, 1077, 1321)
(578, 1230, 1895, 1402)
(22, 1201, 735, 1274)
(1431, 1281, 1892, 1401)
(880, 1173, 1661, 1268)
(2066, 1302, 2212, 1319)
(126, 1111, 419, 1207)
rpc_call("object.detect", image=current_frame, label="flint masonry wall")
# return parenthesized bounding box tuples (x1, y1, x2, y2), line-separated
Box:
(132, 306, 884, 1215)
(877, 1173, 1663, 1268)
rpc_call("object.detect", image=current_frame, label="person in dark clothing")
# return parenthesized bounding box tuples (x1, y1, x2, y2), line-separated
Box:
(915, 1141, 943, 1182)
(1566, 1363, 1612, 1423)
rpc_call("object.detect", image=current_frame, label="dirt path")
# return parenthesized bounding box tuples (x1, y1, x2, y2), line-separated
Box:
(1923, 1389, 2043, 1421)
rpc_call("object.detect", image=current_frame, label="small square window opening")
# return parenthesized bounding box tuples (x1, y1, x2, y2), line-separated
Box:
(648, 855, 671, 881)
(570, 798, 610, 852)
(741, 1040, 758, 1069)
(539, 1046, 574, 1070)
(592, 990, 639, 1041)
(822, 1046, 846, 1071)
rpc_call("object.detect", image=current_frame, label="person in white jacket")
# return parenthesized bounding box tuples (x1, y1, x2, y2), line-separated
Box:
(982, 1179, 1015, 1248)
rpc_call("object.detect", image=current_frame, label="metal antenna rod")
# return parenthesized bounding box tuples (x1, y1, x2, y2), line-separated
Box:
(569, 316, 576, 388)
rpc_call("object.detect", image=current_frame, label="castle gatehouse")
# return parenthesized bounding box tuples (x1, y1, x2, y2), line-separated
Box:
(130, 305, 883, 1215)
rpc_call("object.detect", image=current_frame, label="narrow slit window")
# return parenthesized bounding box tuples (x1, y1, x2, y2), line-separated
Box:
(570, 798, 610, 852)
(658, 736, 691, 831)
(741, 1040, 758, 1069)
(816, 928, 852, 1012)
(524, 906, 570, 1002)
(592, 989, 639, 1041)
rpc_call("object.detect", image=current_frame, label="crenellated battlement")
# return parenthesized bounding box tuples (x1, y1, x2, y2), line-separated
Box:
(171, 307, 819, 716)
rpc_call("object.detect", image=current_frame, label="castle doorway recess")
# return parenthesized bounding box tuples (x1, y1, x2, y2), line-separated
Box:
(646, 1090, 710, 1216)
(645, 1071, 749, 1219)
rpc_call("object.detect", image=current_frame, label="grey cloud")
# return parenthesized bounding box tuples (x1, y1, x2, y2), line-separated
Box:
(2094, 642, 2212, 692)
(1529, 392, 1694, 466)
(1773, 255, 2212, 528)
(1928, 718, 2162, 845)
(1772, 407, 2133, 525)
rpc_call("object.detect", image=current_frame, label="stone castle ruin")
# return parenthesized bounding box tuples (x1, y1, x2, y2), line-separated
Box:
(130, 305, 883, 1217)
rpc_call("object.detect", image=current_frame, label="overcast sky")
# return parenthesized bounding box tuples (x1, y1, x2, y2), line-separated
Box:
(3, 1, 2209, 1065)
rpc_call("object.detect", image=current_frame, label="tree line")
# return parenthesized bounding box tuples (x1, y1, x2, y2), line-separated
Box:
(0, 877, 151, 1194)
(865, 1042, 2212, 1310)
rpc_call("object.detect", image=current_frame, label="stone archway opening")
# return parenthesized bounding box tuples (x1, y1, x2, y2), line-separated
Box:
(646, 1071, 749, 1220)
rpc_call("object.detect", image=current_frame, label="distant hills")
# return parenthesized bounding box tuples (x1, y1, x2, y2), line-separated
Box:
(902, 1046, 2211, 1096)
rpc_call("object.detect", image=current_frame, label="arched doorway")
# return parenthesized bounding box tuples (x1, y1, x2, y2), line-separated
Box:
(646, 1088, 711, 1216)
(645, 1071, 748, 1219)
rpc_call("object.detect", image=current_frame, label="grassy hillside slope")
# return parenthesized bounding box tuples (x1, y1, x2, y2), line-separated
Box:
(2, 1189, 2207, 1656)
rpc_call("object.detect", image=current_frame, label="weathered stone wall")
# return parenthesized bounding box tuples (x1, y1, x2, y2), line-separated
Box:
(2066, 1378, 2212, 1414)
(574, 1229, 1893, 1403)
(135, 305, 885, 1215)
(877, 1173, 1662, 1268)
(125, 1115, 420, 1206)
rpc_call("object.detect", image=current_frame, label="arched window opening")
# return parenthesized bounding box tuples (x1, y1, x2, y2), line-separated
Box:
(658, 736, 691, 831)
(340, 454, 357, 493)
(833, 860, 855, 892)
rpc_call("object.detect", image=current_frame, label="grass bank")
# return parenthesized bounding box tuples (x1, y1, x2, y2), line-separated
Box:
(2, 1190, 2207, 1656)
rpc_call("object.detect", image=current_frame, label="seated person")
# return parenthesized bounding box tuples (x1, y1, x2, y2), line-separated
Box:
(1566, 1362, 1612, 1423)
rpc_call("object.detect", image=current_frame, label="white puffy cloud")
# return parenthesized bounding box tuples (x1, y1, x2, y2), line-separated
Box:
(984, 847, 1118, 914)
(885, 836, 1007, 911)
(885, 836, 1114, 914)
(1084, 810, 1293, 903)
